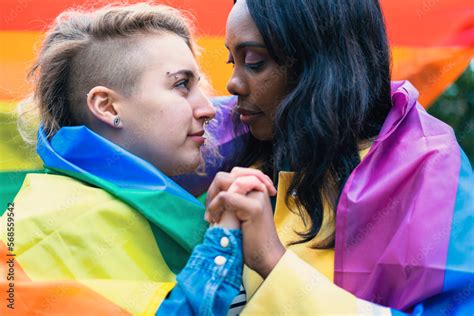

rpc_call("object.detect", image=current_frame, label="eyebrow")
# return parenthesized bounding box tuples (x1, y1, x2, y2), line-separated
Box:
(225, 41, 266, 51)
(166, 69, 201, 81)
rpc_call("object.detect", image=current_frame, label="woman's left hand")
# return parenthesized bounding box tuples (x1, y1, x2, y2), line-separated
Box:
(205, 170, 285, 279)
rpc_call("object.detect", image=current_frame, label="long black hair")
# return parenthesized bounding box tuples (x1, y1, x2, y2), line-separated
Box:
(234, 0, 392, 248)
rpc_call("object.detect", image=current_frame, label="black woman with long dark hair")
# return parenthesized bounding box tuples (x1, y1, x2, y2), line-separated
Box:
(201, 0, 474, 314)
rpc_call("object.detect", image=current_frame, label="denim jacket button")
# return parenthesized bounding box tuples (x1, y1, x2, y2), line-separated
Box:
(220, 237, 230, 248)
(214, 255, 227, 266)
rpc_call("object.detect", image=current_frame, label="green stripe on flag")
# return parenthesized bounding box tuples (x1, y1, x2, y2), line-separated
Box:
(44, 167, 208, 273)
(0, 169, 44, 214)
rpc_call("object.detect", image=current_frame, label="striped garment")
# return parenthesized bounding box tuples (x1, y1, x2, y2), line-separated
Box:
(228, 284, 247, 315)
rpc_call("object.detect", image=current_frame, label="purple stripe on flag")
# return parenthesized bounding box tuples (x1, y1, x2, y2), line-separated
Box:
(335, 81, 460, 310)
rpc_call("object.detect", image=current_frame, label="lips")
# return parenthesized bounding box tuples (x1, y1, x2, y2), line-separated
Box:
(237, 105, 265, 125)
(188, 130, 206, 145)
(237, 107, 264, 116)
(188, 130, 205, 137)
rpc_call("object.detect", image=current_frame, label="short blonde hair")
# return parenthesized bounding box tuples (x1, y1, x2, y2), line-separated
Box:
(22, 3, 196, 141)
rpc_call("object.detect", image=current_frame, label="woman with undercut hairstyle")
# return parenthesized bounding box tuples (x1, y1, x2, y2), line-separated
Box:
(0, 3, 272, 315)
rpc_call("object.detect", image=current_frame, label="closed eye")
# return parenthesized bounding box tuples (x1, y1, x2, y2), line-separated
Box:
(245, 61, 264, 71)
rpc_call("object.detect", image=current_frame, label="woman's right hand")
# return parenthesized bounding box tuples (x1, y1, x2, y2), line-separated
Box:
(204, 168, 276, 230)
(212, 175, 270, 229)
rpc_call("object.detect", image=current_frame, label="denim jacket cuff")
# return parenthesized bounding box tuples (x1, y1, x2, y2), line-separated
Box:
(186, 226, 243, 289)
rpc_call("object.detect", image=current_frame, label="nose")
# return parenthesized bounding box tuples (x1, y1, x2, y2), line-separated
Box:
(192, 88, 216, 123)
(226, 69, 249, 97)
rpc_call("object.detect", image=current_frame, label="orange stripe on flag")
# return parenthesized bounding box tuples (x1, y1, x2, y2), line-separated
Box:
(197, 36, 233, 96)
(0, 32, 233, 101)
(2, 31, 472, 106)
(392, 47, 474, 106)
(0, 31, 41, 101)
(0, 241, 131, 315)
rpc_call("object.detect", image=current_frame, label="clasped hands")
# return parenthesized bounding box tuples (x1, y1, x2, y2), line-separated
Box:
(204, 167, 285, 278)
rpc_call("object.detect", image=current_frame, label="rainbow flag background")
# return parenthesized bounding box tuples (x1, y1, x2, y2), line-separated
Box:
(0, 1, 473, 314)
(0, 2, 472, 202)
(0, 0, 473, 181)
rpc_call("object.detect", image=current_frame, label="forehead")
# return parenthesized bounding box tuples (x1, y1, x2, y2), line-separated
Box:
(138, 33, 198, 72)
(225, 0, 264, 46)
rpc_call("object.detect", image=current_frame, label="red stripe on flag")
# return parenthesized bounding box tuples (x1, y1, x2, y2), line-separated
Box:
(381, 0, 474, 47)
(0, 0, 232, 36)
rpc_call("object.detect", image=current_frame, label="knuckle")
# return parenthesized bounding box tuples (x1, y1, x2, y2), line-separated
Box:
(231, 166, 243, 173)
(234, 178, 245, 186)
(254, 169, 264, 176)
(215, 171, 227, 180)
(216, 191, 228, 202)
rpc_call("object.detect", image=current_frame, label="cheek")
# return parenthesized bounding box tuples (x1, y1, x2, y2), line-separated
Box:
(152, 101, 193, 140)
(130, 106, 165, 139)
(140, 93, 190, 123)
(258, 74, 287, 115)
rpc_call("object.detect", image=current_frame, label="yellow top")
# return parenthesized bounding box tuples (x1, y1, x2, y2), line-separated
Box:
(243, 171, 335, 299)
(240, 147, 391, 315)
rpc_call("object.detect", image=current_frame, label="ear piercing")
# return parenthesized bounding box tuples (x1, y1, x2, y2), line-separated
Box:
(113, 116, 122, 128)
(85, 94, 120, 128)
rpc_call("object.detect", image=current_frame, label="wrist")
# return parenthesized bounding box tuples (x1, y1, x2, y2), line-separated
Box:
(215, 211, 241, 229)
(258, 242, 286, 279)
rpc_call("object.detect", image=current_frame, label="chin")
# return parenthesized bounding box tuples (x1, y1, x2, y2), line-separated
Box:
(249, 125, 273, 141)
(177, 154, 202, 175)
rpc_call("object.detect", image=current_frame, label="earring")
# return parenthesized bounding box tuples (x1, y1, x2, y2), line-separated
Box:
(113, 116, 122, 128)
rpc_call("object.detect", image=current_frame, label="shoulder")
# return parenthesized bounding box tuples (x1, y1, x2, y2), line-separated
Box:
(8, 173, 139, 226)
(18, 172, 124, 204)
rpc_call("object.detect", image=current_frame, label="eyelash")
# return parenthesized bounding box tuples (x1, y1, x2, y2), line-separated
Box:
(175, 79, 190, 90)
(245, 61, 264, 71)
(226, 59, 265, 72)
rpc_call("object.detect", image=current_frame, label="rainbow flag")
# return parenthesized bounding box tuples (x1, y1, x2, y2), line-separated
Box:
(335, 81, 474, 313)
(385, 0, 474, 105)
(0, 0, 472, 104)
(1, 125, 211, 314)
(0, 1, 473, 313)
(0, 0, 473, 178)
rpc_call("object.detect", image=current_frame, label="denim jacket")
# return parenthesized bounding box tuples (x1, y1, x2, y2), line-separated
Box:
(157, 227, 243, 316)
